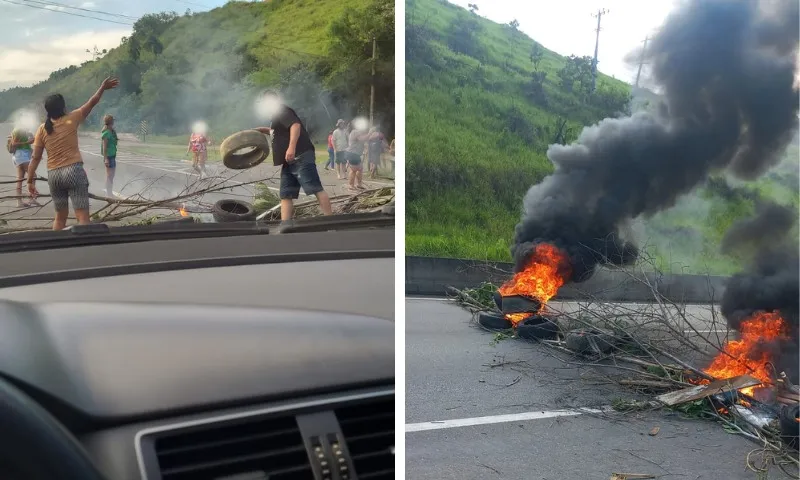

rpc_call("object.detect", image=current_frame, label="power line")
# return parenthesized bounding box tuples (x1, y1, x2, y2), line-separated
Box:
(1, 0, 133, 25)
(21, 0, 138, 19)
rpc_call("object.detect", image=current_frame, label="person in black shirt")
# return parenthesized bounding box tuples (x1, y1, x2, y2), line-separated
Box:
(253, 91, 332, 221)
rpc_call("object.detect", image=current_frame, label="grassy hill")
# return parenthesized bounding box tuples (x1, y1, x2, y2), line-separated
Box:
(0, 0, 394, 142)
(405, 0, 798, 275)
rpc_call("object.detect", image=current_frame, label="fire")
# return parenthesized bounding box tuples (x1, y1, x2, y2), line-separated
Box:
(506, 313, 529, 327)
(499, 243, 571, 305)
(703, 311, 789, 396)
(179, 206, 189, 217)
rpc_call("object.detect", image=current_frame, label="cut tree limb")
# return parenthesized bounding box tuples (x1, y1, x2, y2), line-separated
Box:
(655, 374, 761, 406)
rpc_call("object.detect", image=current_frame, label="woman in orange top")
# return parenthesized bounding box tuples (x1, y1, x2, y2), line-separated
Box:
(28, 76, 119, 230)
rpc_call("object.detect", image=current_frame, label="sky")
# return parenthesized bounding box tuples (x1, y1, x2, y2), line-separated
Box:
(0, 0, 710, 92)
(448, 0, 681, 85)
(0, 0, 228, 91)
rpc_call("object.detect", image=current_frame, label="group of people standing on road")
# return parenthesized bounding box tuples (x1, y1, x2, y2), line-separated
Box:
(325, 119, 393, 191)
(6, 74, 211, 230)
(13, 76, 121, 230)
(9, 79, 389, 229)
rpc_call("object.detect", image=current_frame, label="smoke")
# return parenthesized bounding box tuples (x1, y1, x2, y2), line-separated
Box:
(719, 202, 799, 382)
(720, 202, 796, 256)
(9, 108, 39, 133)
(511, 0, 799, 281)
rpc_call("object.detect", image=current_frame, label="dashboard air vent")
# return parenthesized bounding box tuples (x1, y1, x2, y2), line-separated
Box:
(335, 396, 394, 480)
(152, 414, 313, 480)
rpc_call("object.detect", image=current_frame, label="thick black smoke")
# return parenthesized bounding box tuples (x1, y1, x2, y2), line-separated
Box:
(720, 202, 797, 255)
(720, 203, 799, 383)
(511, 0, 799, 280)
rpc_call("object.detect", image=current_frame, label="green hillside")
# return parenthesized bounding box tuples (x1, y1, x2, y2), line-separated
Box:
(0, 0, 394, 141)
(405, 0, 798, 275)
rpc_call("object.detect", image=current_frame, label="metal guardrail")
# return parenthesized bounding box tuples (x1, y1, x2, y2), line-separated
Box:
(405, 256, 729, 305)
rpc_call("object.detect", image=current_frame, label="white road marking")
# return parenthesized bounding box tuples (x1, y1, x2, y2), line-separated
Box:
(406, 297, 455, 302)
(406, 407, 608, 433)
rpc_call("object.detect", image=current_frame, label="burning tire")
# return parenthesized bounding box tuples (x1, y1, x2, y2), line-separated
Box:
(778, 403, 799, 450)
(516, 315, 559, 341)
(212, 199, 257, 223)
(220, 130, 270, 170)
(492, 290, 503, 310)
(477, 312, 512, 331)
(501, 295, 541, 315)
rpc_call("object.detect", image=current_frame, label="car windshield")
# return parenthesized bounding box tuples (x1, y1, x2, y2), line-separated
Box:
(0, 0, 395, 240)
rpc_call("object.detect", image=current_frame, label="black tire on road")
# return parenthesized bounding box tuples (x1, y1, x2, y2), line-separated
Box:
(492, 290, 503, 311)
(501, 295, 541, 315)
(477, 312, 512, 331)
(516, 315, 559, 341)
(220, 130, 271, 170)
(213, 199, 257, 223)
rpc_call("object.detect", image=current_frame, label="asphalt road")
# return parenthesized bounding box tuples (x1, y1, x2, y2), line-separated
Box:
(405, 297, 795, 480)
(0, 123, 393, 228)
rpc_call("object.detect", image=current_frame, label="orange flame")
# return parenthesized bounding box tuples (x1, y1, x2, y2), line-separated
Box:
(499, 244, 571, 305)
(179, 206, 189, 217)
(702, 311, 789, 396)
(498, 244, 571, 326)
(505, 313, 529, 327)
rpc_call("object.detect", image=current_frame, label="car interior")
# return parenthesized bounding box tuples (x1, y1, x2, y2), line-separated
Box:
(0, 214, 395, 480)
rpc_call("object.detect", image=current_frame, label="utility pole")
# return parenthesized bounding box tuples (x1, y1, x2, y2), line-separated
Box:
(369, 36, 376, 127)
(634, 35, 649, 88)
(591, 8, 609, 92)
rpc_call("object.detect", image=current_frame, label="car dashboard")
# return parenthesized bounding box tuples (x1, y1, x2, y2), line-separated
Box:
(0, 228, 395, 480)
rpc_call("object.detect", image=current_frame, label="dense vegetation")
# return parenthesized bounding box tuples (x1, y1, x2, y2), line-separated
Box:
(0, 0, 395, 142)
(405, 0, 798, 275)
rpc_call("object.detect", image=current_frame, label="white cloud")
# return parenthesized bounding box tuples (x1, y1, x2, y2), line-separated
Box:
(81, 1, 97, 7)
(0, 28, 131, 89)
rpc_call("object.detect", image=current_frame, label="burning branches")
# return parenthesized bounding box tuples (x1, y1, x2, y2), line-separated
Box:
(702, 311, 791, 396)
(451, 248, 799, 472)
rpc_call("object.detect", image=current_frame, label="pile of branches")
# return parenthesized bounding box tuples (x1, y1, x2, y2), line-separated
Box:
(258, 186, 395, 222)
(0, 168, 279, 231)
(450, 254, 800, 479)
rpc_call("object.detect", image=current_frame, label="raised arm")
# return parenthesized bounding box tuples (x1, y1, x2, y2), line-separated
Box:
(78, 77, 119, 120)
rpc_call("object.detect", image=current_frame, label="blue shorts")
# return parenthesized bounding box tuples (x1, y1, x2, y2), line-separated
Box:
(12, 149, 31, 167)
(280, 150, 324, 199)
(106, 156, 116, 168)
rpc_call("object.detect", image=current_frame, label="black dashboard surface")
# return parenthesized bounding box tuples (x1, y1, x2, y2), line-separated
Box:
(0, 227, 395, 480)
(0, 300, 394, 420)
